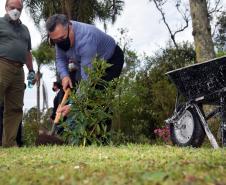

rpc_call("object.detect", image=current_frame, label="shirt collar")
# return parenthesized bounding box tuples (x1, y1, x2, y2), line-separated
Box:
(4, 14, 22, 25)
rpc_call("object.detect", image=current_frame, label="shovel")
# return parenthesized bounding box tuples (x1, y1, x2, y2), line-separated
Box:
(50, 88, 71, 136)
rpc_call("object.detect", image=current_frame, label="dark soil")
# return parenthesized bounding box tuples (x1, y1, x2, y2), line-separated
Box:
(35, 133, 64, 146)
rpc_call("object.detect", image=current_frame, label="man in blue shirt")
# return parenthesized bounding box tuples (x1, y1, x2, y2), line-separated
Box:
(46, 14, 124, 128)
(46, 14, 124, 91)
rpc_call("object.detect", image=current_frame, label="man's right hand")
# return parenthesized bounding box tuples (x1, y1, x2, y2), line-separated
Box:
(62, 76, 73, 91)
(57, 105, 71, 117)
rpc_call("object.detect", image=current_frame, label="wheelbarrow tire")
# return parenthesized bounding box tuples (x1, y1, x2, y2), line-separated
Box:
(170, 107, 205, 147)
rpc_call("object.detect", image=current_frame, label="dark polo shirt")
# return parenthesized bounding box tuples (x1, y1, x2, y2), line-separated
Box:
(0, 15, 31, 64)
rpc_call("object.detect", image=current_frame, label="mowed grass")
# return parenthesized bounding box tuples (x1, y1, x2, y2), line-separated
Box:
(0, 145, 226, 185)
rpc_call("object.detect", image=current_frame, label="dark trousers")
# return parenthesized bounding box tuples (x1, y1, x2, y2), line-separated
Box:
(104, 45, 124, 82)
(97, 45, 124, 131)
(0, 105, 23, 147)
(0, 60, 24, 147)
(0, 105, 3, 146)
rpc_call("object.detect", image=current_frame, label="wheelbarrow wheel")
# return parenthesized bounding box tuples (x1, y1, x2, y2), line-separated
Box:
(170, 107, 205, 147)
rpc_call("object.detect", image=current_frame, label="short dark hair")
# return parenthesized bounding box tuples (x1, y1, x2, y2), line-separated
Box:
(53, 81, 62, 89)
(46, 14, 69, 32)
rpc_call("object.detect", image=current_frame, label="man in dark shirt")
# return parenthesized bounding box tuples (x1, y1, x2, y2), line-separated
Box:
(0, 0, 35, 147)
(50, 82, 65, 135)
(50, 82, 65, 122)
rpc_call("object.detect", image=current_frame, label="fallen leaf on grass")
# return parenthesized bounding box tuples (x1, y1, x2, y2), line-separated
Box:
(180, 160, 192, 165)
(73, 162, 88, 170)
(59, 175, 65, 181)
(185, 175, 197, 182)
(74, 165, 80, 169)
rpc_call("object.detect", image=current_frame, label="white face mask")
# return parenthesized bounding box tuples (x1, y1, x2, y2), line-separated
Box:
(8, 9, 21, 21)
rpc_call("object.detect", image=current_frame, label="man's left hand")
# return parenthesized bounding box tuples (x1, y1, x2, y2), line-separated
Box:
(27, 69, 35, 81)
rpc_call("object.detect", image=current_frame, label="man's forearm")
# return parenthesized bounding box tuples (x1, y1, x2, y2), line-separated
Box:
(26, 52, 33, 71)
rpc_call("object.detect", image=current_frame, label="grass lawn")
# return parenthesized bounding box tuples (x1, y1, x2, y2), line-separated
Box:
(0, 145, 226, 185)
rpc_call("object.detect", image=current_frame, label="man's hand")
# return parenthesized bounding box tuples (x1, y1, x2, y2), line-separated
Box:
(57, 105, 71, 117)
(27, 70, 35, 80)
(27, 70, 35, 88)
(62, 76, 73, 91)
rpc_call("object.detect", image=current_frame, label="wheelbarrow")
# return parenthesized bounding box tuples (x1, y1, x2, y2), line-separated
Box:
(165, 56, 226, 149)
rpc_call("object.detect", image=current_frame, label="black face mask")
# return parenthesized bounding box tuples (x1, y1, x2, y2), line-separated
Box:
(56, 26, 71, 51)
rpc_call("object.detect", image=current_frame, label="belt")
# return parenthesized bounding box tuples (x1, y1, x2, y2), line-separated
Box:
(0, 57, 24, 68)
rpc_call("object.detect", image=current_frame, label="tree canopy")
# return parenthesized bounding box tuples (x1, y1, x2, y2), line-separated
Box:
(24, 0, 124, 30)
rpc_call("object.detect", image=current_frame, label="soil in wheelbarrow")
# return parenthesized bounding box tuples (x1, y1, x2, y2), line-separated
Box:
(35, 133, 64, 146)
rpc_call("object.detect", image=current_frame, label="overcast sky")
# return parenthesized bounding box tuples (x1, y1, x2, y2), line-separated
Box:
(1, 0, 223, 110)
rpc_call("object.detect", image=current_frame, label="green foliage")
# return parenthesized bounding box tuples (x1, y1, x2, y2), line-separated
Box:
(23, 121, 39, 146)
(112, 74, 154, 143)
(41, 108, 54, 130)
(112, 42, 196, 143)
(32, 42, 55, 124)
(110, 130, 128, 145)
(61, 59, 116, 146)
(24, 0, 124, 29)
(214, 11, 226, 51)
(144, 42, 195, 127)
(32, 41, 55, 67)
(114, 31, 196, 144)
(23, 107, 39, 146)
(216, 51, 226, 57)
(23, 107, 54, 146)
(116, 28, 140, 75)
(141, 42, 195, 125)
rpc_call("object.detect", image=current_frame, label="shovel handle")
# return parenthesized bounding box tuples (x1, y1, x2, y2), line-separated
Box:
(54, 88, 71, 124)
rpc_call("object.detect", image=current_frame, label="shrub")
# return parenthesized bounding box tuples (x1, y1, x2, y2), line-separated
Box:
(112, 42, 195, 144)
(61, 59, 117, 146)
(23, 107, 39, 146)
(23, 107, 52, 146)
(154, 126, 171, 144)
(23, 121, 39, 146)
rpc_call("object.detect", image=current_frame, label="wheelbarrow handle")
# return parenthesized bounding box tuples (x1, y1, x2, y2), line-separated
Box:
(54, 88, 71, 124)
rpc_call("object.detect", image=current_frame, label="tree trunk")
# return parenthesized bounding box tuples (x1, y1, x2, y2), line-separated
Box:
(63, 0, 72, 19)
(37, 68, 41, 124)
(189, 0, 215, 63)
